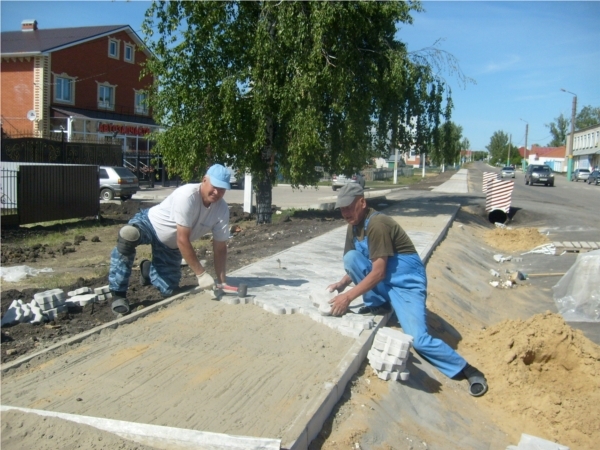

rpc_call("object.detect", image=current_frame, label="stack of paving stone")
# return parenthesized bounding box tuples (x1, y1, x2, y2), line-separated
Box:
(0, 285, 115, 326)
(367, 327, 413, 382)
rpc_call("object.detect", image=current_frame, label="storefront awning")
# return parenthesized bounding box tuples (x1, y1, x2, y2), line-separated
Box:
(52, 106, 158, 127)
(573, 147, 600, 157)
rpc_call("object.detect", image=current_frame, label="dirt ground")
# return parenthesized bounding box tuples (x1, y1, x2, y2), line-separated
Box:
(0, 201, 348, 364)
(2, 173, 599, 450)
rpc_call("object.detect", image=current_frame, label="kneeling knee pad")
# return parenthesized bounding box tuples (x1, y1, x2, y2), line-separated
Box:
(117, 225, 141, 256)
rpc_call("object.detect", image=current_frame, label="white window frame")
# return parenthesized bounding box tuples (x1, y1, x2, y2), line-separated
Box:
(108, 38, 120, 59)
(134, 89, 148, 115)
(97, 82, 116, 110)
(124, 43, 135, 63)
(53, 73, 76, 104)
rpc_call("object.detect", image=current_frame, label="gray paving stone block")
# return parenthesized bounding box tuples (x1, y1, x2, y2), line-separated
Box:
(68, 287, 93, 297)
(94, 285, 111, 295)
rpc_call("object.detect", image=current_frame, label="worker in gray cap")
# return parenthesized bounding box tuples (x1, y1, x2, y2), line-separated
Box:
(327, 183, 488, 396)
(108, 164, 231, 315)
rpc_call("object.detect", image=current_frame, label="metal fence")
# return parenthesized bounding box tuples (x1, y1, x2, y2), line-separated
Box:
(1, 136, 122, 166)
(0, 164, 99, 227)
(361, 167, 414, 181)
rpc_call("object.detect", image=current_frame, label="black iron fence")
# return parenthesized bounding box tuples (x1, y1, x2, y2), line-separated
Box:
(1, 135, 122, 166)
(0, 164, 99, 227)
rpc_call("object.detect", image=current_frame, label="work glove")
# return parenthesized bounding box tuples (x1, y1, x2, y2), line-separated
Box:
(197, 272, 215, 290)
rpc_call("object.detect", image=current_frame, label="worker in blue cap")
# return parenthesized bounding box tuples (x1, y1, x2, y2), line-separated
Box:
(108, 164, 231, 315)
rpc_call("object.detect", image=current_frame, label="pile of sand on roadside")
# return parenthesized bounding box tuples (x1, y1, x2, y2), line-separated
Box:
(464, 312, 600, 449)
(485, 227, 550, 253)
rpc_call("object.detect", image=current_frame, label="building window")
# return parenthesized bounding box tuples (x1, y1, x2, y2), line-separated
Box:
(135, 90, 148, 115)
(124, 43, 135, 63)
(108, 38, 120, 59)
(97, 83, 116, 110)
(54, 74, 75, 104)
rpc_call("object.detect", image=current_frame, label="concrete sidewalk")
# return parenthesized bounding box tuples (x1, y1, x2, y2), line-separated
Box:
(2, 171, 471, 450)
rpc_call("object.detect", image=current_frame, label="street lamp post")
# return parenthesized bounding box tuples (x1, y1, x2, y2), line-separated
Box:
(520, 118, 528, 168)
(561, 88, 577, 182)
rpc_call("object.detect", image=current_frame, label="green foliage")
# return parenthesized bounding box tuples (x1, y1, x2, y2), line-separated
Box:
(576, 105, 600, 130)
(486, 130, 511, 165)
(142, 1, 464, 189)
(546, 113, 570, 147)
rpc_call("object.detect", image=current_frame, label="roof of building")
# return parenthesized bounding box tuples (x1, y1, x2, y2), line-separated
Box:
(1, 24, 149, 57)
(528, 146, 566, 158)
(53, 106, 158, 127)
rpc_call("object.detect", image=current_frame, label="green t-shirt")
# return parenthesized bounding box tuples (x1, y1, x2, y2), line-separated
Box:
(344, 208, 416, 259)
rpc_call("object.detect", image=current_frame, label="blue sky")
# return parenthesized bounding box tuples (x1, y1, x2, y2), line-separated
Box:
(2, 1, 599, 151)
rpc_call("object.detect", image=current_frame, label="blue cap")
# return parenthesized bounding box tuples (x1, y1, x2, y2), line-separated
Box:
(206, 164, 231, 190)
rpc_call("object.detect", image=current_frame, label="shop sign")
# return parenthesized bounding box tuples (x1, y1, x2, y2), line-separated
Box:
(98, 123, 151, 136)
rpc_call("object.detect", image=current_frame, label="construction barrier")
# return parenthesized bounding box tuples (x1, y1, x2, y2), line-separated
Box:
(484, 174, 514, 224)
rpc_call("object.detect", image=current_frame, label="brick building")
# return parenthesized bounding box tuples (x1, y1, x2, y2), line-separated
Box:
(1, 19, 159, 163)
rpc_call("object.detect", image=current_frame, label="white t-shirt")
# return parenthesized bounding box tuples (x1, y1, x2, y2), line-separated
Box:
(148, 183, 230, 249)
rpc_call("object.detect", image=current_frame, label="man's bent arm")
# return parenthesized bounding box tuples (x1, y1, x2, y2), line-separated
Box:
(176, 224, 205, 275)
(213, 240, 227, 284)
(329, 257, 387, 316)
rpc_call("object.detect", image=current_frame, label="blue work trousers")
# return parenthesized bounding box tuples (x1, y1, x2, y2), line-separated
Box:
(344, 248, 467, 378)
(108, 209, 182, 296)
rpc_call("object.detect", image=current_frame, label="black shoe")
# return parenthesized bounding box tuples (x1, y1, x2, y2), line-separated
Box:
(139, 259, 151, 286)
(357, 303, 392, 316)
(111, 294, 130, 315)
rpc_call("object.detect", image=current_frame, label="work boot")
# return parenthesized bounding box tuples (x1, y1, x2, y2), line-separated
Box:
(139, 259, 151, 286)
(356, 303, 392, 316)
(111, 292, 130, 315)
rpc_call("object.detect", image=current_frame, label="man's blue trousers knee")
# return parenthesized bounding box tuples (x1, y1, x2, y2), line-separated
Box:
(344, 249, 466, 378)
(108, 209, 182, 297)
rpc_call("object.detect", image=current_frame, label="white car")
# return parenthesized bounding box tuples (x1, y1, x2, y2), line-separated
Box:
(99, 166, 139, 201)
(331, 173, 365, 191)
(500, 166, 515, 178)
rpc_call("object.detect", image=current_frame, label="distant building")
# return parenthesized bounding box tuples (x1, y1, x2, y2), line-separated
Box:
(566, 123, 600, 171)
(1, 19, 158, 159)
(520, 145, 566, 172)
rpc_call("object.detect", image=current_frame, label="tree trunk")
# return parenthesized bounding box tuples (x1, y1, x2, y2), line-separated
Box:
(255, 173, 272, 224)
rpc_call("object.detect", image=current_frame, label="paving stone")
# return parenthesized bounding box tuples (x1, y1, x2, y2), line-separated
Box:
(68, 287, 93, 297)
(94, 285, 111, 295)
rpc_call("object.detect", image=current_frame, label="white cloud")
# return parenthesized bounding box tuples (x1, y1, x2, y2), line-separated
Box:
(481, 55, 521, 74)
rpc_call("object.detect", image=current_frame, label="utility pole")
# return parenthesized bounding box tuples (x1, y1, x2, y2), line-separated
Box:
(520, 118, 528, 168)
(507, 134, 512, 166)
(561, 88, 577, 182)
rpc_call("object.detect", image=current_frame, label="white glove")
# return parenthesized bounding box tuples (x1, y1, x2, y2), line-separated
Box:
(197, 272, 215, 290)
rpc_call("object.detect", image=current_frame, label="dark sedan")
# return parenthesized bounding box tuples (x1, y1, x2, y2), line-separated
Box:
(587, 170, 600, 185)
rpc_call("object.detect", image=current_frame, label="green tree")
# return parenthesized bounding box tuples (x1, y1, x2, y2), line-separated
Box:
(486, 131, 510, 165)
(576, 105, 600, 129)
(438, 120, 462, 167)
(546, 113, 570, 147)
(142, 1, 462, 222)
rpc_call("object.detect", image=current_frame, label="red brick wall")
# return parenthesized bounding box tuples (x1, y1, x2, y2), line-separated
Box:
(50, 30, 153, 115)
(0, 58, 35, 134)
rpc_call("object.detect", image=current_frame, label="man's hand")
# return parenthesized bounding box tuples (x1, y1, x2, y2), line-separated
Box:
(329, 291, 353, 317)
(197, 272, 215, 290)
(327, 281, 348, 294)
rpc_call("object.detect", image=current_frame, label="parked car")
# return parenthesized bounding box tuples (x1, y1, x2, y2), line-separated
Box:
(99, 166, 139, 200)
(587, 170, 600, 185)
(500, 166, 515, 178)
(571, 168, 590, 182)
(525, 164, 554, 187)
(331, 173, 365, 191)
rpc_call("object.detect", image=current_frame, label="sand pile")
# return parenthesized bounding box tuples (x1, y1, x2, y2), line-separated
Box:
(485, 227, 549, 252)
(465, 312, 600, 449)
